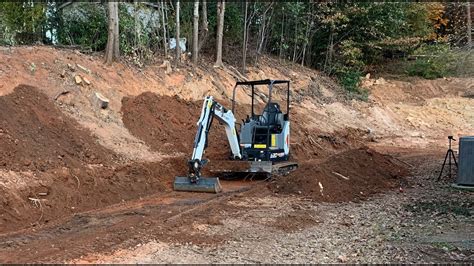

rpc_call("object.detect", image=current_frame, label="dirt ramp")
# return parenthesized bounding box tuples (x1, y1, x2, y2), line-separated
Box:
(0, 85, 115, 171)
(270, 148, 409, 202)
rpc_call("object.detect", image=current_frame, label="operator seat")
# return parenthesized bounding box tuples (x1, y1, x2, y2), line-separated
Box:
(261, 102, 284, 128)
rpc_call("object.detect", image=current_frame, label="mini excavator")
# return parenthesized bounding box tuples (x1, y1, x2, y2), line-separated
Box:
(174, 79, 298, 193)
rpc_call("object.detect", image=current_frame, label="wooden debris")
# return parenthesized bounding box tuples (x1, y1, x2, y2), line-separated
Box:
(83, 77, 91, 85)
(76, 63, 91, 74)
(54, 90, 70, 101)
(159, 60, 172, 74)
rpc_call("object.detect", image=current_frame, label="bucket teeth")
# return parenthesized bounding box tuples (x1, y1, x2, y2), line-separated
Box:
(173, 176, 222, 193)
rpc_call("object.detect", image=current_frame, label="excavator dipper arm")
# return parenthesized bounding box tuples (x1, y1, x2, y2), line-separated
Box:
(181, 96, 241, 188)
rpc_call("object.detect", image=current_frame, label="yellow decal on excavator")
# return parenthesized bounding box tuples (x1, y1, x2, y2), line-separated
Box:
(232, 128, 236, 135)
(207, 100, 212, 108)
(271, 134, 277, 147)
(254, 144, 267, 149)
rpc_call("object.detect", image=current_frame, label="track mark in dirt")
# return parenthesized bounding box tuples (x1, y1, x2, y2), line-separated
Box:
(0, 182, 264, 263)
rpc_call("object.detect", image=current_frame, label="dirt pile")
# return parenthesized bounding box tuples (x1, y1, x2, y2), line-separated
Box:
(0, 86, 180, 233)
(0, 85, 115, 171)
(270, 148, 409, 202)
(121, 93, 237, 162)
(122, 93, 200, 154)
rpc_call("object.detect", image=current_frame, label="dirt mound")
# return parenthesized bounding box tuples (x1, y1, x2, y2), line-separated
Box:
(121, 93, 234, 160)
(270, 148, 409, 202)
(0, 85, 116, 171)
(0, 86, 182, 233)
(122, 93, 200, 154)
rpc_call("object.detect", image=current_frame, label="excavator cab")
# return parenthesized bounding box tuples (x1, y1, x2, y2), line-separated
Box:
(233, 80, 291, 163)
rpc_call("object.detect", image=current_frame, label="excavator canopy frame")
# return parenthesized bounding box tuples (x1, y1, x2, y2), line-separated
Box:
(231, 79, 291, 120)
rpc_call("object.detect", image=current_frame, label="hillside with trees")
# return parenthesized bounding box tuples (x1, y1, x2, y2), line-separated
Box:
(1, 1, 472, 94)
(0, 2, 473, 264)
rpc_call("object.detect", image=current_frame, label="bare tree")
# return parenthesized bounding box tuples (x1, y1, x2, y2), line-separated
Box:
(198, 0, 208, 53)
(160, 0, 168, 57)
(105, 1, 120, 65)
(256, 2, 274, 60)
(279, 12, 285, 61)
(468, 2, 472, 49)
(242, 2, 257, 73)
(193, 0, 199, 65)
(175, 0, 180, 66)
(242, 1, 248, 73)
(214, 0, 225, 67)
(301, 7, 314, 67)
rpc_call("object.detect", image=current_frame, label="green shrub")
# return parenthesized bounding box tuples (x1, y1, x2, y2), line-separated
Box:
(406, 43, 459, 79)
(58, 3, 107, 51)
(338, 69, 362, 93)
(0, 2, 47, 45)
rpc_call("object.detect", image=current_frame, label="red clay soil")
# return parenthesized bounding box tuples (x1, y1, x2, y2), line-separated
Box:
(0, 86, 181, 233)
(269, 148, 409, 202)
(0, 85, 115, 171)
(121, 93, 201, 154)
(121, 93, 238, 162)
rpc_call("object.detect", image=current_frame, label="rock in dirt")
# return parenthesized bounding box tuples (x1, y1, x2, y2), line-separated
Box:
(92, 92, 109, 109)
(75, 75, 82, 85)
(67, 63, 76, 71)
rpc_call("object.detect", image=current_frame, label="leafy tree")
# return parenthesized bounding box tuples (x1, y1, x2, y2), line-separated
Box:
(0, 1, 47, 45)
(58, 3, 107, 51)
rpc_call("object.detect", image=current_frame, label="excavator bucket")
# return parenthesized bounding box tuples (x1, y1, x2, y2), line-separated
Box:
(173, 176, 222, 193)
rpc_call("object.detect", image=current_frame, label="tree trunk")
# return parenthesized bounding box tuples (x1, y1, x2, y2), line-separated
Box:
(134, 0, 139, 48)
(175, 0, 180, 67)
(279, 12, 285, 61)
(160, 0, 168, 57)
(198, 0, 208, 53)
(214, 0, 225, 67)
(242, 0, 248, 73)
(105, 1, 119, 65)
(192, 0, 199, 65)
(301, 20, 313, 66)
(257, 3, 273, 55)
(468, 2, 472, 49)
(292, 19, 298, 63)
(113, 3, 119, 58)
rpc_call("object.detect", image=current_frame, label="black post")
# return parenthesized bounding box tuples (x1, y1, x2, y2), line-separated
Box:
(251, 85, 254, 117)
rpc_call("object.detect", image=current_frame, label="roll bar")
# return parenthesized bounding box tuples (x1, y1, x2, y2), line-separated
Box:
(231, 79, 290, 118)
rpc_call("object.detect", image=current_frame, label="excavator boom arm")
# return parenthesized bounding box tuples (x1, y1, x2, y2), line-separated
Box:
(187, 96, 241, 182)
